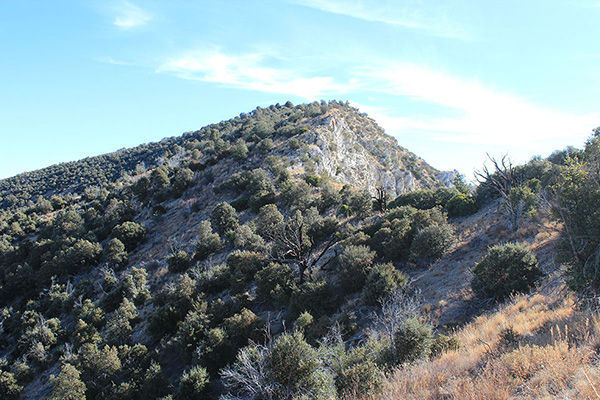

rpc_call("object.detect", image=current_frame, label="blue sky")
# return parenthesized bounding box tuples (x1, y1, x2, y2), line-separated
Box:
(1, 0, 599, 180)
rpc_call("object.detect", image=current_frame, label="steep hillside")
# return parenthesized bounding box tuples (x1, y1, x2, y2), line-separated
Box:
(0, 101, 595, 399)
(412, 198, 563, 328)
(0, 101, 443, 210)
(368, 132, 600, 400)
(374, 209, 598, 399)
(0, 101, 460, 399)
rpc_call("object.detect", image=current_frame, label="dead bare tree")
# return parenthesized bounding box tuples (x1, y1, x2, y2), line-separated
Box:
(475, 154, 520, 198)
(266, 211, 339, 283)
(220, 341, 276, 400)
(373, 186, 389, 213)
(371, 289, 422, 351)
(475, 154, 526, 230)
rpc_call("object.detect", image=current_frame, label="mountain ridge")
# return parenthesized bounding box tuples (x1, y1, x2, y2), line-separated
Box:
(0, 100, 472, 399)
(0, 101, 449, 210)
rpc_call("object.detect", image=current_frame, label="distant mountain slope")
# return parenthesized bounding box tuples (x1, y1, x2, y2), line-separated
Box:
(0, 100, 460, 399)
(0, 101, 446, 210)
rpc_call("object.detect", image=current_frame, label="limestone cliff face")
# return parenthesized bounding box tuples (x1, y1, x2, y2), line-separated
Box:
(292, 108, 443, 197)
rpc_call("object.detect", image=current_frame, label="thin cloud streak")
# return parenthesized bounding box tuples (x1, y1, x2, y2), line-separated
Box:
(357, 64, 598, 149)
(290, 0, 470, 39)
(157, 51, 353, 100)
(112, 1, 152, 29)
(155, 49, 597, 153)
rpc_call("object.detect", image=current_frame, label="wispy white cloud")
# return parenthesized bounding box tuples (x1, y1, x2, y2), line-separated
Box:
(157, 50, 353, 99)
(97, 56, 140, 66)
(355, 63, 598, 150)
(290, 0, 471, 39)
(112, 1, 152, 29)
(155, 47, 597, 158)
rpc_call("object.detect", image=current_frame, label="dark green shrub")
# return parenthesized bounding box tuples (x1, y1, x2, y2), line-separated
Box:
(338, 245, 376, 292)
(230, 138, 248, 161)
(45, 239, 102, 278)
(221, 331, 336, 400)
(248, 190, 277, 211)
(281, 180, 315, 210)
(226, 250, 265, 280)
(151, 167, 170, 190)
(167, 250, 192, 273)
(258, 138, 274, 153)
(220, 172, 247, 192)
(385, 205, 418, 222)
(370, 218, 413, 261)
(471, 242, 543, 301)
(53, 207, 85, 237)
(149, 304, 183, 338)
(172, 167, 194, 196)
(245, 168, 275, 195)
(194, 221, 222, 260)
(526, 178, 542, 193)
(347, 190, 372, 218)
(410, 206, 448, 230)
(121, 267, 151, 305)
(551, 145, 600, 293)
(223, 308, 264, 349)
(210, 202, 239, 234)
(255, 204, 284, 238)
(103, 238, 128, 266)
(152, 204, 167, 216)
(362, 263, 409, 305)
(394, 317, 434, 364)
(175, 303, 210, 352)
(319, 182, 342, 211)
(548, 146, 582, 165)
(105, 298, 139, 344)
(112, 221, 146, 251)
(48, 364, 85, 400)
(409, 224, 455, 263)
(289, 138, 300, 150)
(305, 174, 322, 187)
(229, 196, 249, 212)
(72, 318, 101, 346)
(76, 298, 106, 327)
(506, 185, 537, 218)
(0, 371, 22, 400)
(453, 174, 470, 194)
(305, 208, 339, 241)
(268, 332, 336, 399)
(433, 187, 459, 206)
(133, 176, 150, 199)
(231, 225, 265, 252)
(177, 366, 210, 400)
(390, 189, 436, 210)
(445, 192, 479, 217)
(50, 195, 67, 210)
(196, 327, 228, 369)
(289, 280, 336, 318)
(195, 264, 230, 294)
(255, 262, 296, 303)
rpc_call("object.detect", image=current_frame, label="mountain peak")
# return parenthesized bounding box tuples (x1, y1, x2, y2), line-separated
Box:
(0, 101, 445, 210)
(300, 107, 442, 197)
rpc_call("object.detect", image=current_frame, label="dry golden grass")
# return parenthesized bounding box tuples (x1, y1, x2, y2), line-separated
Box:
(362, 196, 599, 400)
(375, 291, 600, 400)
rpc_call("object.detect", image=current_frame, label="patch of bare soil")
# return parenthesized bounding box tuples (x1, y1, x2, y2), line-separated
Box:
(409, 199, 564, 329)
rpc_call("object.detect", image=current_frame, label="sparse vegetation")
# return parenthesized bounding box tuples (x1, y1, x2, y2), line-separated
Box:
(0, 102, 598, 399)
(471, 242, 543, 301)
